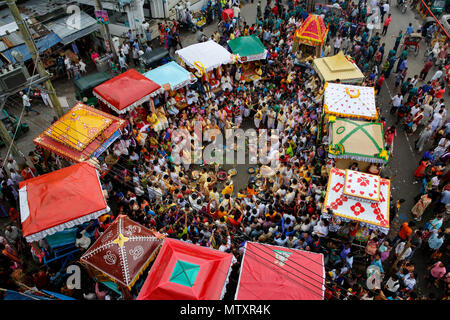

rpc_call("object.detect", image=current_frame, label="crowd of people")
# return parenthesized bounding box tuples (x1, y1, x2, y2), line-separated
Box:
(0, 0, 449, 301)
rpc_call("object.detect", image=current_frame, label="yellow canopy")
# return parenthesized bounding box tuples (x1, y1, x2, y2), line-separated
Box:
(313, 51, 364, 84)
(44, 104, 112, 151)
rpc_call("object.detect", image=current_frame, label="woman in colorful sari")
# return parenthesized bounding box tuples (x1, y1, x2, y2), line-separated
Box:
(411, 192, 432, 221)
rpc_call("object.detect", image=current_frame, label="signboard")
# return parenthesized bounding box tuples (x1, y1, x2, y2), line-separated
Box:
(92, 129, 122, 158)
(95, 10, 110, 24)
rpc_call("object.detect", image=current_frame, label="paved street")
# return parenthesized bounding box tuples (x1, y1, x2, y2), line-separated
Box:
(0, 1, 448, 297)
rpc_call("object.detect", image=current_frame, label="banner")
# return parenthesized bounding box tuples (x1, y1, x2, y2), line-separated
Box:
(95, 10, 110, 24)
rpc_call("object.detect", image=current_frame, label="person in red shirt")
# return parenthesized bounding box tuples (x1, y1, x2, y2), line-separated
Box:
(21, 165, 36, 180)
(434, 85, 445, 99)
(420, 59, 434, 80)
(375, 75, 385, 95)
(382, 14, 392, 36)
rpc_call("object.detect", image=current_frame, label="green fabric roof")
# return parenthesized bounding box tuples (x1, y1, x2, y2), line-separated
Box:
(329, 118, 387, 163)
(169, 260, 200, 287)
(228, 35, 266, 57)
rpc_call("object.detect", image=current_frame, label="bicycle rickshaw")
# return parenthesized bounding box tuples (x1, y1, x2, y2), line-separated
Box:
(402, 33, 422, 56)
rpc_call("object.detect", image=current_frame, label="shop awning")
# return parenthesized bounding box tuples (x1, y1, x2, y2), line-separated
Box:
(1, 32, 62, 63)
(45, 11, 100, 46)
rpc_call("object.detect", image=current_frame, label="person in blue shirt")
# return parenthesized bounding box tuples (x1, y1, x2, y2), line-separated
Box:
(406, 23, 414, 36)
(421, 81, 433, 94)
(370, 253, 384, 273)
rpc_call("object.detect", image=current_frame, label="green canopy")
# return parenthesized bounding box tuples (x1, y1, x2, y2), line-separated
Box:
(74, 72, 110, 93)
(328, 118, 388, 164)
(169, 260, 200, 288)
(228, 35, 267, 62)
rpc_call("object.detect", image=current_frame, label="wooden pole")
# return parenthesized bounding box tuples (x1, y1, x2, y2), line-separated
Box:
(6, 0, 65, 118)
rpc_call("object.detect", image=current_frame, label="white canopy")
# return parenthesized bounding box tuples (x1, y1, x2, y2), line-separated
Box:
(176, 40, 234, 72)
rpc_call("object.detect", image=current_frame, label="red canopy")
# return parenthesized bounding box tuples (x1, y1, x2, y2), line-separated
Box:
(137, 238, 235, 300)
(80, 215, 163, 289)
(93, 69, 162, 114)
(19, 162, 109, 243)
(235, 242, 325, 300)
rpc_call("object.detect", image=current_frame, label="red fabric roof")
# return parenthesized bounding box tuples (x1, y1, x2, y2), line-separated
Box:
(235, 242, 325, 300)
(19, 163, 108, 240)
(93, 69, 161, 112)
(137, 238, 234, 300)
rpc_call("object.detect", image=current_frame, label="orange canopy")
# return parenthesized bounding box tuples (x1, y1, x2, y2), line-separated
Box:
(294, 14, 327, 46)
(34, 103, 127, 162)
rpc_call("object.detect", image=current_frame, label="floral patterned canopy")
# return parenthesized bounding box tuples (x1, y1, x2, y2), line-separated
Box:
(80, 215, 163, 289)
(323, 82, 378, 120)
(323, 168, 390, 234)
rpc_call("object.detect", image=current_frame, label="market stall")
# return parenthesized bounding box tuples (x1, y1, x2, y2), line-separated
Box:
(293, 14, 328, 60)
(80, 215, 163, 291)
(235, 242, 325, 300)
(320, 82, 378, 137)
(93, 69, 163, 114)
(137, 238, 235, 300)
(33, 103, 126, 163)
(228, 35, 267, 82)
(175, 40, 234, 93)
(328, 118, 388, 172)
(143, 61, 197, 109)
(323, 168, 391, 234)
(313, 51, 365, 84)
(18, 162, 110, 243)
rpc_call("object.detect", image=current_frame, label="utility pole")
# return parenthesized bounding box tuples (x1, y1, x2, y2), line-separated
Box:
(307, 0, 316, 13)
(93, 0, 118, 64)
(0, 99, 26, 167)
(6, 0, 65, 119)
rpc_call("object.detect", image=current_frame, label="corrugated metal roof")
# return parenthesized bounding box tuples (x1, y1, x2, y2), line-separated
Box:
(4, 32, 24, 47)
(0, 41, 7, 51)
(2, 32, 61, 63)
(0, 8, 28, 26)
(46, 11, 99, 45)
(18, 0, 74, 17)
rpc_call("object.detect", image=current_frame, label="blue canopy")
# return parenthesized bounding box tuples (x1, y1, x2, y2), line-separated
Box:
(41, 290, 76, 300)
(2, 32, 62, 63)
(143, 61, 195, 91)
(3, 290, 54, 300)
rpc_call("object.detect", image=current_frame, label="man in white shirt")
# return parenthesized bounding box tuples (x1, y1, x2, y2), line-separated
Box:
(218, 227, 231, 252)
(390, 93, 403, 114)
(333, 35, 343, 54)
(75, 230, 91, 250)
(20, 91, 40, 116)
(431, 69, 443, 82)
